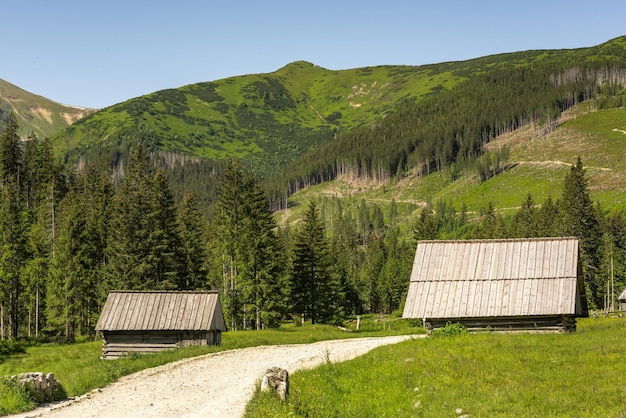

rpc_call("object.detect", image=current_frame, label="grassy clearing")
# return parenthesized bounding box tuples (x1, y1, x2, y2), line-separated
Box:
(245, 316, 626, 417)
(0, 316, 422, 415)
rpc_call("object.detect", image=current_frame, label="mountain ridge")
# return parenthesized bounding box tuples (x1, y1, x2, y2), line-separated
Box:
(0, 77, 95, 139)
(51, 58, 462, 177)
(51, 36, 626, 168)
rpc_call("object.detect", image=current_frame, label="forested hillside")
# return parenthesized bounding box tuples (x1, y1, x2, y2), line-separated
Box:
(0, 36, 626, 341)
(266, 40, 626, 207)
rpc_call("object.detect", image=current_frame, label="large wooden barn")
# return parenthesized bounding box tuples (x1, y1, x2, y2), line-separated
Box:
(95, 291, 227, 359)
(402, 238, 589, 332)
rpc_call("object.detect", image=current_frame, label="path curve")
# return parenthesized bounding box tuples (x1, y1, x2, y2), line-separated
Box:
(10, 335, 421, 418)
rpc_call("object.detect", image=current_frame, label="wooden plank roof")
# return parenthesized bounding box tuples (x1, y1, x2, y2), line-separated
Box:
(619, 288, 626, 301)
(403, 238, 588, 320)
(95, 291, 227, 332)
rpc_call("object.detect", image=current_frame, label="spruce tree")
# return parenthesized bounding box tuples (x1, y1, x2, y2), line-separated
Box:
(239, 174, 287, 329)
(509, 193, 538, 238)
(148, 169, 181, 289)
(330, 209, 361, 316)
(0, 116, 30, 338)
(362, 233, 386, 313)
(559, 157, 603, 307)
(477, 202, 506, 239)
(215, 159, 246, 329)
(381, 228, 412, 314)
(536, 196, 560, 237)
(290, 201, 335, 324)
(176, 193, 209, 290)
(22, 138, 57, 210)
(0, 182, 28, 338)
(22, 200, 54, 338)
(413, 206, 439, 240)
(105, 144, 158, 290)
(46, 189, 85, 341)
(213, 161, 288, 329)
(46, 162, 112, 341)
(0, 113, 22, 188)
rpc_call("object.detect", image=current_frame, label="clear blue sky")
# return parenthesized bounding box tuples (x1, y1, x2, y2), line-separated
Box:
(3, 0, 625, 109)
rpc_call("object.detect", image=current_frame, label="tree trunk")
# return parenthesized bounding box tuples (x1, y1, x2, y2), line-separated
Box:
(36, 284, 39, 338)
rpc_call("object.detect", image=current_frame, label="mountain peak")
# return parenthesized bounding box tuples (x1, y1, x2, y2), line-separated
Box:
(274, 61, 326, 76)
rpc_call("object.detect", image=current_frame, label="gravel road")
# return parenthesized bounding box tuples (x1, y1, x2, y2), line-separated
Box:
(10, 335, 420, 418)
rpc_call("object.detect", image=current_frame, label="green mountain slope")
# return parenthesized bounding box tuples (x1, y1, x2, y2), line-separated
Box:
(53, 36, 626, 176)
(48, 36, 626, 212)
(0, 78, 95, 139)
(52, 61, 465, 175)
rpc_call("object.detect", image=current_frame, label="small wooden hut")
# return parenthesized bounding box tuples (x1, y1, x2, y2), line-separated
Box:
(402, 238, 588, 333)
(619, 288, 626, 311)
(95, 291, 227, 359)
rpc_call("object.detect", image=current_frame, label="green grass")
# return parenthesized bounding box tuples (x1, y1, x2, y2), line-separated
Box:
(246, 316, 626, 417)
(0, 316, 422, 415)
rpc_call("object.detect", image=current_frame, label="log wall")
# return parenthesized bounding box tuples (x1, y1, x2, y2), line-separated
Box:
(426, 315, 576, 334)
(101, 330, 221, 359)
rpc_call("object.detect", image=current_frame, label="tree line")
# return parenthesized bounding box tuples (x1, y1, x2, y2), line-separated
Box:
(0, 115, 416, 340)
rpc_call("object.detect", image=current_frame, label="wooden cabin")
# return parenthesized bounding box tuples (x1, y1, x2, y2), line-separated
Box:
(95, 291, 227, 359)
(619, 288, 626, 311)
(402, 238, 588, 333)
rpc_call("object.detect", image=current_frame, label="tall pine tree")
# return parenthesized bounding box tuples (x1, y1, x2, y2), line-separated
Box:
(214, 159, 246, 329)
(0, 182, 28, 338)
(105, 144, 180, 290)
(0, 115, 28, 338)
(213, 161, 287, 329)
(0, 113, 22, 188)
(148, 169, 181, 289)
(559, 157, 603, 308)
(239, 174, 287, 329)
(290, 201, 336, 324)
(176, 193, 209, 290)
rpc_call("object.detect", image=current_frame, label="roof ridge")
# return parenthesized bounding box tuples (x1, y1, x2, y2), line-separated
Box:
(109, 290, 220, 294)
(417, 237, 578, 244)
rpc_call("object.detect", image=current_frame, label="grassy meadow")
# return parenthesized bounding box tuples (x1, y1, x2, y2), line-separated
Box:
(0, 315, 421, 415)
(1, 312, 625, 417)
(246, 316, 626, 418)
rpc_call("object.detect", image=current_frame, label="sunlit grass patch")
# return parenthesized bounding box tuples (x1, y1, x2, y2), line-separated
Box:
(246, 316, 626, 417)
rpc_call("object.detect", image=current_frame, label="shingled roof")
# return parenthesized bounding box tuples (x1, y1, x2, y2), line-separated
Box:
(402, 238, 588, 321)
(95, 291, 227, 332)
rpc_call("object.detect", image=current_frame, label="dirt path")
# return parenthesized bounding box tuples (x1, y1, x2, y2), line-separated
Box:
(11, 335, 420, 418)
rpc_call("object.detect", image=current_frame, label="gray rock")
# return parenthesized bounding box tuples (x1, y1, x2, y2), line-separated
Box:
(260, 367, 289, 400)
(14, 372, 65, 403)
